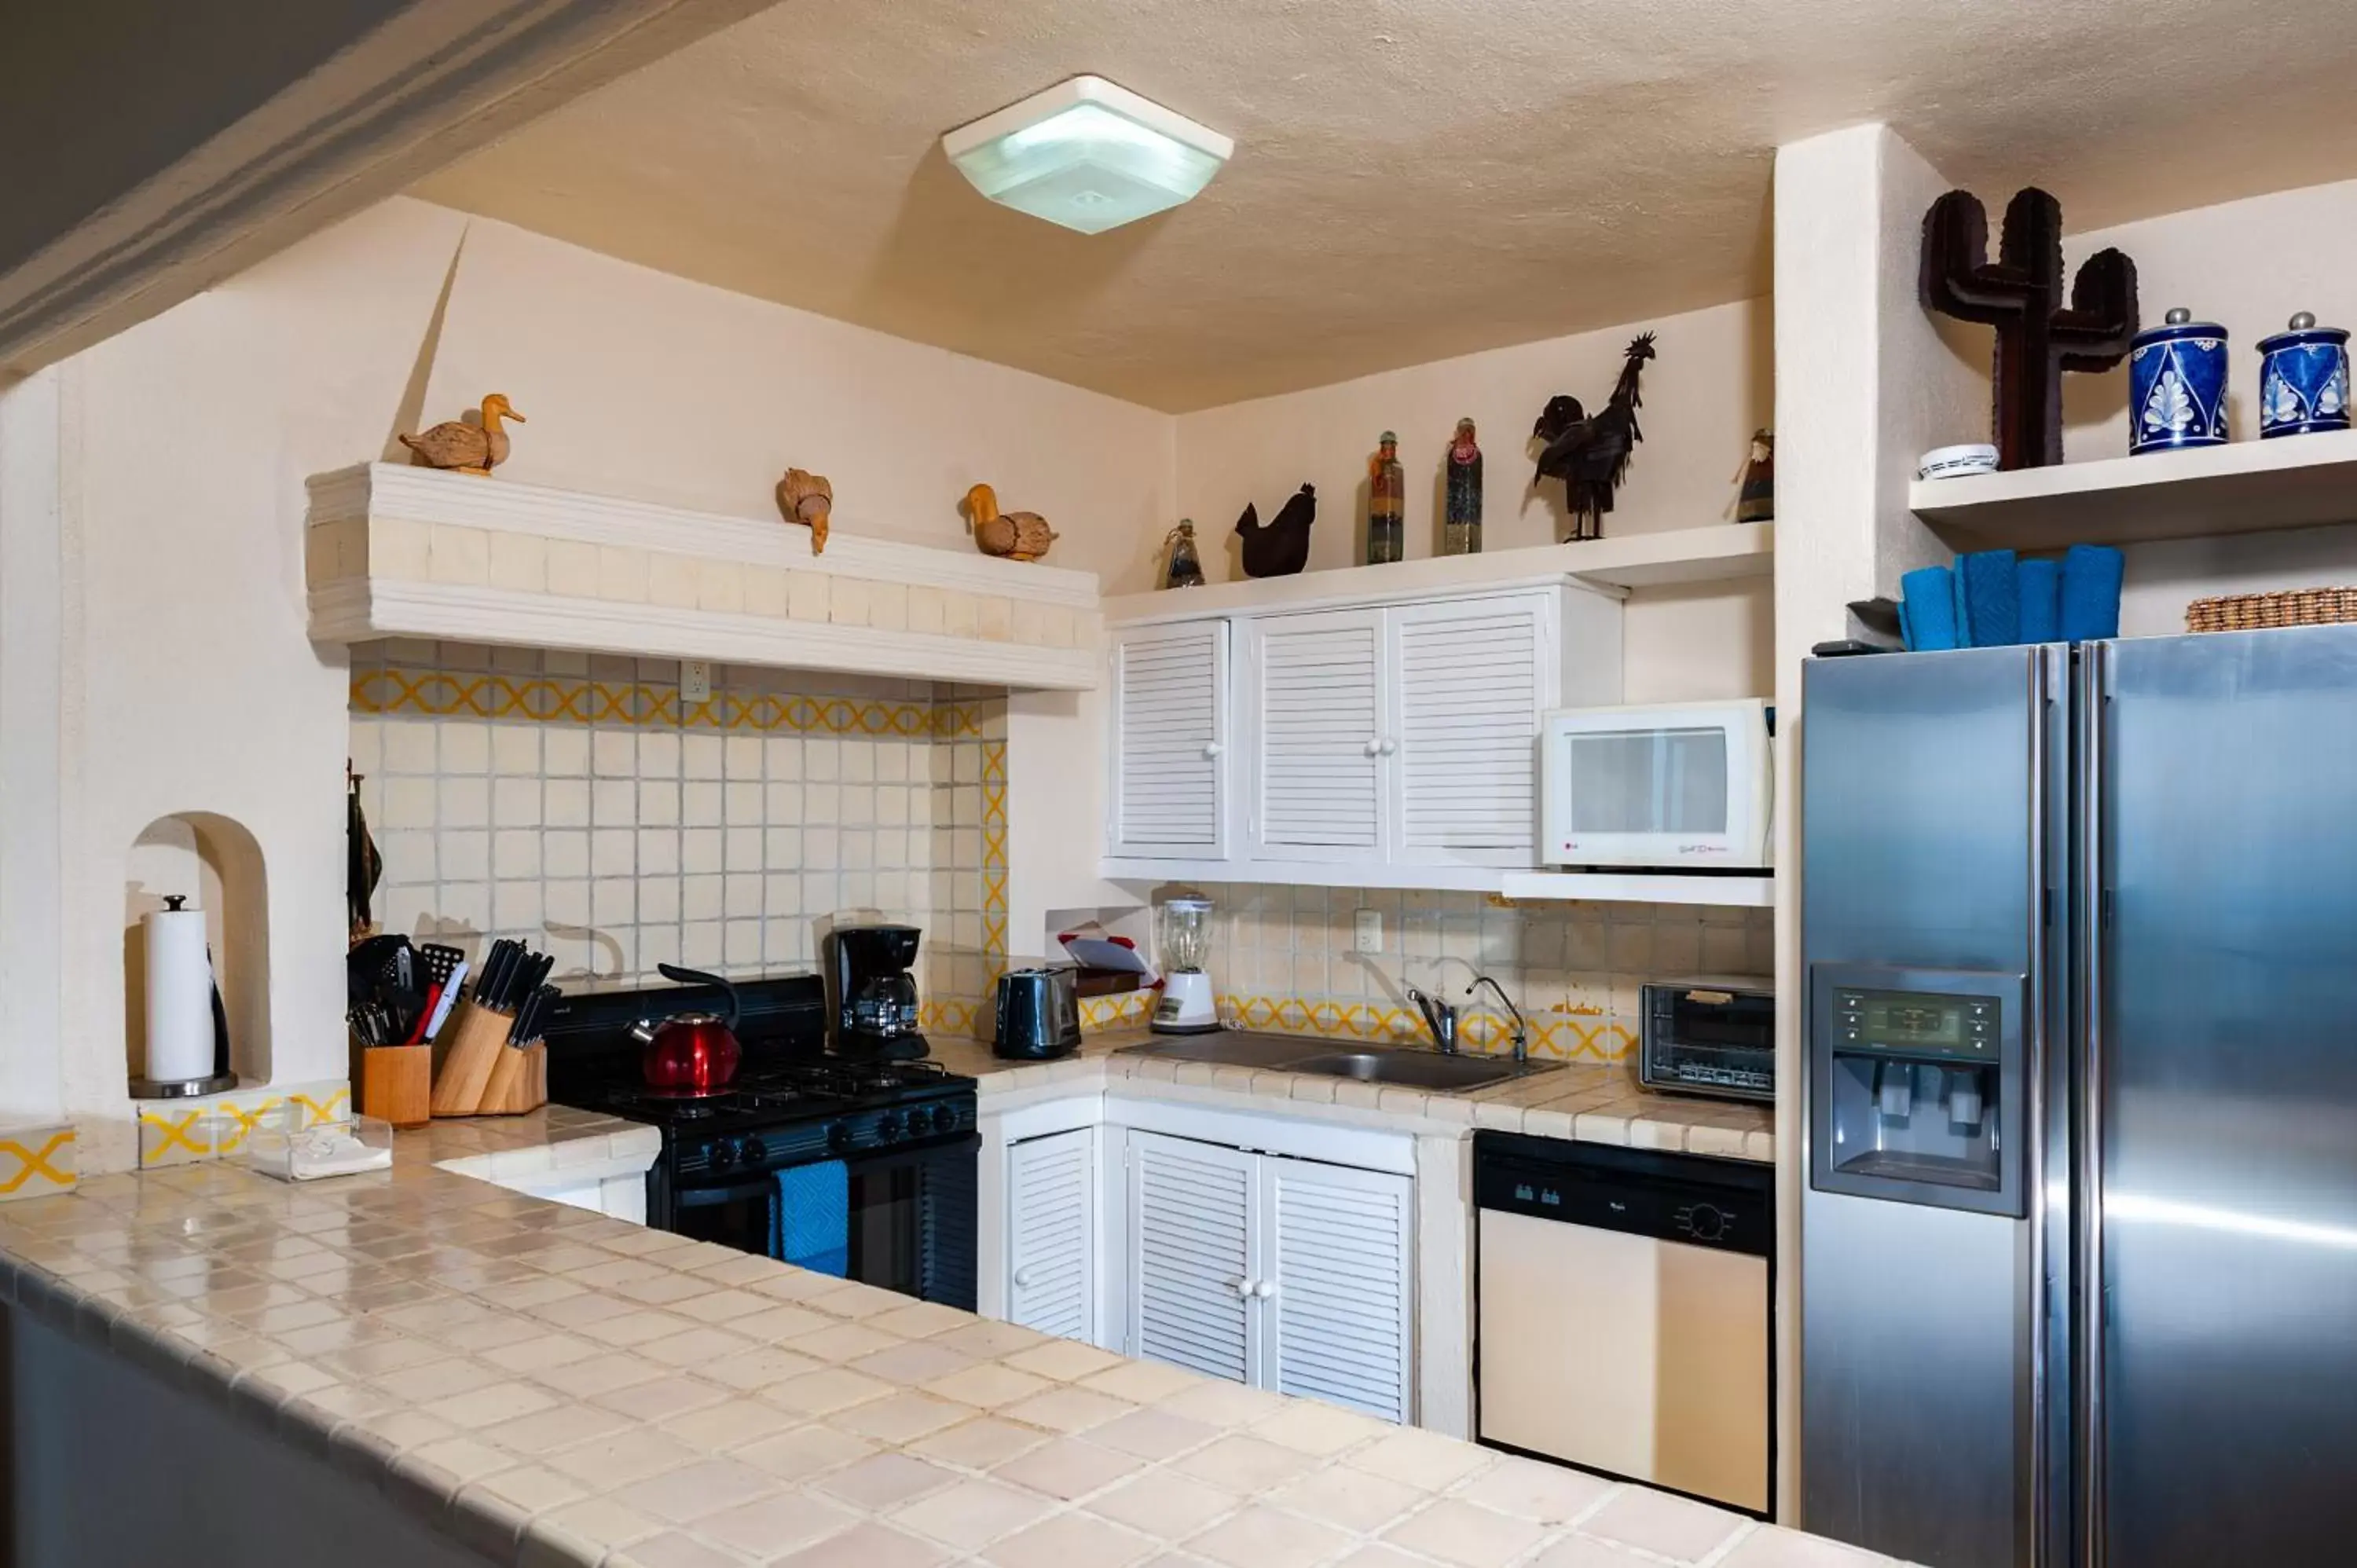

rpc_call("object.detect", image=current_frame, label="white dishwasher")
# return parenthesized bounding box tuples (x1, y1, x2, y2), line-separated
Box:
(1473, 1131, 1773, 1515)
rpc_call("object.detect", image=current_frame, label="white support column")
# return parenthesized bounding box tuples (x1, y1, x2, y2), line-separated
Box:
(0, 368, 67, 1124)
(1769, 123, 1985, 1522)
(1003, 683, 1122, 963)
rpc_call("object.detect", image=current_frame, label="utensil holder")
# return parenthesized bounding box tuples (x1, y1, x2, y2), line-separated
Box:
(361, 1044, 432, 1128)
(476, 1043, 548, 1116)
(430, 1001, 514, 1117)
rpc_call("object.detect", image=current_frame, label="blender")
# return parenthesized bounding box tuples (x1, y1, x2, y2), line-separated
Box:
(1151, 890, 1220, 1034)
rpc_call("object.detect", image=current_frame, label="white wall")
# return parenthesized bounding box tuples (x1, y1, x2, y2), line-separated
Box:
(35, 196, 1177, 1171)
(417, 214, 1178, 594)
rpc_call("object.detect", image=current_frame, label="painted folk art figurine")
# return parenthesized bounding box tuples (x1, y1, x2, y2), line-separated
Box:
(1533, 333, 1656, 540)
(1921, 187, 2139, 469)
(962, 483, 1059, 561)
(1236, 484, 1316, 577)
(1367, 431, 1405, 564)
(1444, 417, 1483, 554)
(775, 468, 834, 553)
(398, 393, 524, 474)
(1160, 519, 1206, 588)
(1736, 430, 1774, 522)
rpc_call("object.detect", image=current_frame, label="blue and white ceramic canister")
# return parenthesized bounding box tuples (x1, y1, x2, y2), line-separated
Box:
(2128, 306, 2230, 455)
(2256, 312, 2351, 438)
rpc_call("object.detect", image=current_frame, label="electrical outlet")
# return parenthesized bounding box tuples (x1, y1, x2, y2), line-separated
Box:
(681, 660, 713, 703)
(1354, 909, 1384, 954)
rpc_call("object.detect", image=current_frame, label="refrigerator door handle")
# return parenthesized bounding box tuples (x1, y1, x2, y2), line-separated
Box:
(2076, 640, 2112, 1568)
(2024, 647, 2054, 1568)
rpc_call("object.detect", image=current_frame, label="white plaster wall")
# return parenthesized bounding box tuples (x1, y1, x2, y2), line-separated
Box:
(1173, 297, 1771, 577)
(0, 369, 67, 1123)
(417, 213, 1178, 595)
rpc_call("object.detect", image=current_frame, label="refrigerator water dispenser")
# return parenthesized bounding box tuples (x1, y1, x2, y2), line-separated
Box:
(1809, 965, 2025, 1218)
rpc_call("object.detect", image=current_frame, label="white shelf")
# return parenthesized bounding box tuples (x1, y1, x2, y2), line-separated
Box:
(1102, 859, 1776, 907)
(1102, 523, 1772, 625)
(1910, 430, 2357, 549)
(1497, 870, 1776, 908)
(304, 463, 1102, 691)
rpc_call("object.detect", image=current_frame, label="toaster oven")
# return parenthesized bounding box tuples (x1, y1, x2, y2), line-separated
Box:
(1639, 977, 1775, 1102)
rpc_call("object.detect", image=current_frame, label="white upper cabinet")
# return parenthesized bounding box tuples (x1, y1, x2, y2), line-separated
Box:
(1005, 1127, 1098, 1343)
(1108, 621, 1230, 859)
(1388, 594, 1554, 867)
(1244, 610, 1386, 860)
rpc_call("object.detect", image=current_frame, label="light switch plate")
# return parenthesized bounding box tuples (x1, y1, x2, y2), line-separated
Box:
(681, 660, 713, 703)
(1354, 909, 1383, 954)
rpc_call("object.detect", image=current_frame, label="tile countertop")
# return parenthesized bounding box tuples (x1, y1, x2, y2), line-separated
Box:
(0, 1116, 1904, 1568)
(937, 1028, 1777, 1163)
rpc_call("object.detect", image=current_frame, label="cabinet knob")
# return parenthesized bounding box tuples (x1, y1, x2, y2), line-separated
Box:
(1230, 1277, 1255, 1299)
(1013, 1268, 1035, 1289)
(1202, 742, 1224, 759)
(1363, 738, 1382, 757)
(1379, 738, 1398, 756)
(1252, 1278, 1279, 1300)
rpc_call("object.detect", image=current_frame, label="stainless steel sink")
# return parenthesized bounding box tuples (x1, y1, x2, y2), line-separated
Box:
(1115, 1031, 1557, 1091)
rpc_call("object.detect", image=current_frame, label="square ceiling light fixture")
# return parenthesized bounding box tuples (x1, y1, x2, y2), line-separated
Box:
(943, 75, 1233, 236)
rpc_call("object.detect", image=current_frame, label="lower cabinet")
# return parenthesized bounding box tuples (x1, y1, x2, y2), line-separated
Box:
(1122, 1127, 1416, 1423)
(1004, 1126, 1100, 1340)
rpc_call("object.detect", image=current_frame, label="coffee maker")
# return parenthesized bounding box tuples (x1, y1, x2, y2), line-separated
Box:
(823, 924, 929, 1060)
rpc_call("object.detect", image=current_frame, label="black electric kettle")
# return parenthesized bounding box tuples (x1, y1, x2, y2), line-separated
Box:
(993, 967, 1081, 1060)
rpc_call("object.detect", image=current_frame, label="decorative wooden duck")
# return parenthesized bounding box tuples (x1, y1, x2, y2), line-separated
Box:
(962, 483, 1058, 561)
(399, 394, 524, 475)
(775, 468, 834, 554)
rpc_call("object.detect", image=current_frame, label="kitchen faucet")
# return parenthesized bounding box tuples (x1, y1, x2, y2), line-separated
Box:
(1406, 986, 1457, 1054)
(1465, 973, 1530, 1066)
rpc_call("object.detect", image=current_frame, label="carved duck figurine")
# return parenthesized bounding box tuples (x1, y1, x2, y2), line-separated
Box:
(399, 394, 525, 474)
(962, 482, 1058, 561)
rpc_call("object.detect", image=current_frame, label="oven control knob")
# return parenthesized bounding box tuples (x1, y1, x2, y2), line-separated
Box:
(878, 1112, 906, 1144)
(1682, 1204, 1727, 1242)
(727, 1134, 762, 1168)
(707, 1138, 735, 1171)
(827, 1122, 852, 1154)
(929, 1106, 957, 1134)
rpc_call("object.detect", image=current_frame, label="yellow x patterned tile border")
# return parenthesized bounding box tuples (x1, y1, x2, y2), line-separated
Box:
(354, 669, 995, 742)
(0, 1124, 76, 1202)
(137, 1082, 352, 1170)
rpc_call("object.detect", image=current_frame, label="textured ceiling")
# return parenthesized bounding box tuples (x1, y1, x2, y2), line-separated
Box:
(411, 0, 2352, 411)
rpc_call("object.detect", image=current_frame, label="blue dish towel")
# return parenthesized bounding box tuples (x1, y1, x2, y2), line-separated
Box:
(1953, 550, 2021, 648)
(1900, 566, 1959, 651)
(771, 1160, 849, 1279)
(2060, 544, 2125, 641)
(2018, 557, 2062, 643)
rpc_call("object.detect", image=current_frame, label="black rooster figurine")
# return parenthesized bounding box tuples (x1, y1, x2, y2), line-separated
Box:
(1532, 333, 1657, 540)
(1235, 484, 1317, 577)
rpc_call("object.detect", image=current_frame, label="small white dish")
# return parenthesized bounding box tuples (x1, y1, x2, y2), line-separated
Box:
(1919, 443, 2000, 481)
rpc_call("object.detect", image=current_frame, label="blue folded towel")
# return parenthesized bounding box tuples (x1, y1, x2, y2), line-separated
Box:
(772, 1160, 849, 1278)
(2060, 544, 2124, 642)
(1900, 566, 1959, 651)
(1954, 550, 2021, 648)
(2018, 558, 2062, 643)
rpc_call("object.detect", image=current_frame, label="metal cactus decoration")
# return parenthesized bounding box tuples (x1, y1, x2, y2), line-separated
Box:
(1922, 188, 2139, 470)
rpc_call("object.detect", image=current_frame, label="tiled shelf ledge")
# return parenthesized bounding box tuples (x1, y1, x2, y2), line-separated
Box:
(306, 463, 1104, 691)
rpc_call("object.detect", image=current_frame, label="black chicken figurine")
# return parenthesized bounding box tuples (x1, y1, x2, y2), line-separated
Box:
(1235, 484, 1317, 577)
(1532, 333, 1657, 540)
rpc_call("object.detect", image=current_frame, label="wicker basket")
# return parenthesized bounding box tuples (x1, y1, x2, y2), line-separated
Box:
(2186, 587, 2357, 633)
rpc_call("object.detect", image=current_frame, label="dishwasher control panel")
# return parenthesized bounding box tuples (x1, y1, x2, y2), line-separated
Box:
(1472, 1131, 1772, 1259)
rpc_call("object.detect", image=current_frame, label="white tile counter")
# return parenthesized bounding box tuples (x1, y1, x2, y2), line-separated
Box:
(0, 1108, 1904, 1568)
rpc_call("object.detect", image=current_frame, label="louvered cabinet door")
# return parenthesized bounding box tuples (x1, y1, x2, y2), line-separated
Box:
(1246, 609, 1387, 861)
(1124, 1130, 1258, 1384)
(1109, 621, 1230, 859)
(1259, 1155, 1415, 1423)
(1006, 1128, 1098, 1343)
(1387, 594, 1554, 867)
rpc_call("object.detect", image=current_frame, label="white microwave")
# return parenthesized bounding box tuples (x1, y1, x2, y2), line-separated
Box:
(1539, 698, 1774, 870)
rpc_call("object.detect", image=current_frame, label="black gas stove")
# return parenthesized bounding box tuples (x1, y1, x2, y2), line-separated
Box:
(543, 973, 977, 1308)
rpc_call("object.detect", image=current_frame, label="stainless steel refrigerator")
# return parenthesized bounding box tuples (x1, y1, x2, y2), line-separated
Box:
(1801, 628, 2357, 1568)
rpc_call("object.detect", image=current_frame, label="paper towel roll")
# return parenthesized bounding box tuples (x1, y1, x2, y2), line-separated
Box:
(145, 899, 216, 1084)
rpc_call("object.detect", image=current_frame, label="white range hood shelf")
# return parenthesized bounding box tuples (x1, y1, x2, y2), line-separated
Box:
(305, 463, 1103, 691)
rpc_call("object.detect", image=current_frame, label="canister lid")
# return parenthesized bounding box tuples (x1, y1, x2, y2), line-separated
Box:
(2135, 307, 2227, 346)
(2257, 311, 2350, 353)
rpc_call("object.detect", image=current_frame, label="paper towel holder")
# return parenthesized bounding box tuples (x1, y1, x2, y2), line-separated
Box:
(129, 892, 236, 1100)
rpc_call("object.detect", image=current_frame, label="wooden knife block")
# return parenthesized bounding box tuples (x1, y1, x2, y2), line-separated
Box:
(429, 1000, 544, 1117)
(361, 1044, 432, 1128)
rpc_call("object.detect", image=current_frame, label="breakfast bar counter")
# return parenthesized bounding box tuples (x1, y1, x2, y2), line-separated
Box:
(0, 1108, 1893, 1568)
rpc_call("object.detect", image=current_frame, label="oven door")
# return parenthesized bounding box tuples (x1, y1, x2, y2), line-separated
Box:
(661, 1134, 978, 1309)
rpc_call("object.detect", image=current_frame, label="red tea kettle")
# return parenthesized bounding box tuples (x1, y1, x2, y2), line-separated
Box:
(629, 964, 742, 1093)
